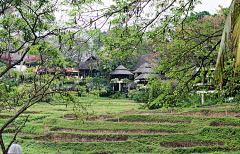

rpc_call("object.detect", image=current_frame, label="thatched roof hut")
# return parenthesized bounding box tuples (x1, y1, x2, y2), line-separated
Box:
(78, 55, 100, 77)
(131, 54, 157, 71)
(133, 62, 153, 74)
(135, 73, 158, 80)
(111, 65, 133, 80)
(112, 65, 133, 75)
(134, 62, 158, 81)
(79, 55, 98, 70)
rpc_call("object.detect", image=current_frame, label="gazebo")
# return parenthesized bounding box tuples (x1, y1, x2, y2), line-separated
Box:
(111, 65, 133, 92)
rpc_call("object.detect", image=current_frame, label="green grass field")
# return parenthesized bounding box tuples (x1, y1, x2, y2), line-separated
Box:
(1, 95, 240, 153)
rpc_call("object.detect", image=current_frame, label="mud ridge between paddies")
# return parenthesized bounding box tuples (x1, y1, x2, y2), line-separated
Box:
(117, 111, 175, 115)
(52, 128, 186, 134)
(64, 114, 191, 124)
(107, 119, 190, 124)
(210, 121, 240, 127)
(160, 141, 225, 148)
(35, 133, 128, 142)
(65, 114, 114, 121)
(180, 110, 239, 116)
(199, 105, 236, 109)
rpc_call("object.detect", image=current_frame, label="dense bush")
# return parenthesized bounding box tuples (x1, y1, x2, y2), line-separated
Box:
(1, 77, 18, 87)
(128, 90, 138, 99)
(85, 77, 114, 97)
(99, 82, 113, 97)
(127, 86, 149, 103)
(148, 79, 178, 109)
(132, 89, 149, 103)
(109, 91, 126, 99)
(177, 93, 226, 108)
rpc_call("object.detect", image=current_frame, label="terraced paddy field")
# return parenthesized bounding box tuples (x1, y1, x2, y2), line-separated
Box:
(2, 96, 240, 153)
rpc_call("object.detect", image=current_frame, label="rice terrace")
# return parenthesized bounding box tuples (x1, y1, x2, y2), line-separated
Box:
(0, 0, 240, 153)
(1, 94, 240, 153)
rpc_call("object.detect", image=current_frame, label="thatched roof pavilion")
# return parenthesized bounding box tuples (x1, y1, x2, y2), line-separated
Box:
(111, 65, 133, 92)
(111, 65, 133, 80)
(134, 62, 158, 81)
(135, 73, 158, 80)
(133, 62, 153, 74)
(112, 65, 133, 75)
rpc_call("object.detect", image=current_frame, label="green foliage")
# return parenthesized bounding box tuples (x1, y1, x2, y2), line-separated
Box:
(50, 121, 190, 132)
(132, 89, 149, 103)
(0, 78, 18, 87)
(92, 31, 106, 52)
(127, 89, 138, 99)
(148, 79, 163, 103)
(0, 1, 239, 153)
(0, 62, 5, 67)
(176, 93, 226, 108)
(21, 124, 45, 135)
(109, 91, 122, 99)
(85, 76, 113, 97)
(16, 140, 159, 154)
(43, 117, 68, 126)
(148, 79, 178, 109)
(211, 118, 240, 126)
(9, 69, 20, 82)
(121, 78, 130, 83)
(64, 56, 75, 67)
(110, 78, 119, 83)
(187, 11, 211, 22)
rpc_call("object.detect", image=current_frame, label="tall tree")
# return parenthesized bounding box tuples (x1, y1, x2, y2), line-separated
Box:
(147, 10, 227, 108)
(0, 0, 97, 153)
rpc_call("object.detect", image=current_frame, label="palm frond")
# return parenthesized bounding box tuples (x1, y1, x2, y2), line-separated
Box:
(215, 0, 239, 87)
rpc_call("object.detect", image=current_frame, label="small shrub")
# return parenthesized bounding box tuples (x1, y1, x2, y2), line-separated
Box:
(109, 91, 122, 99)
(132, 88, 149, 103)
(128, 90, 138, 99)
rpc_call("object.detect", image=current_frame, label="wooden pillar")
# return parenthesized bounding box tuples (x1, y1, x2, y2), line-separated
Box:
(119, 82, 121, 91)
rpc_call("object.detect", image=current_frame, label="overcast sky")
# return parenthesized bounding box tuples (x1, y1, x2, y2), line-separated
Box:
(56, 0, 232, 29)
(194, 0, 232, 14)
(100, 0, 232, 14)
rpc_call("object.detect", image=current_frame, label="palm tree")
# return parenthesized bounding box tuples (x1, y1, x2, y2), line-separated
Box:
(215, 0, 240, 87)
